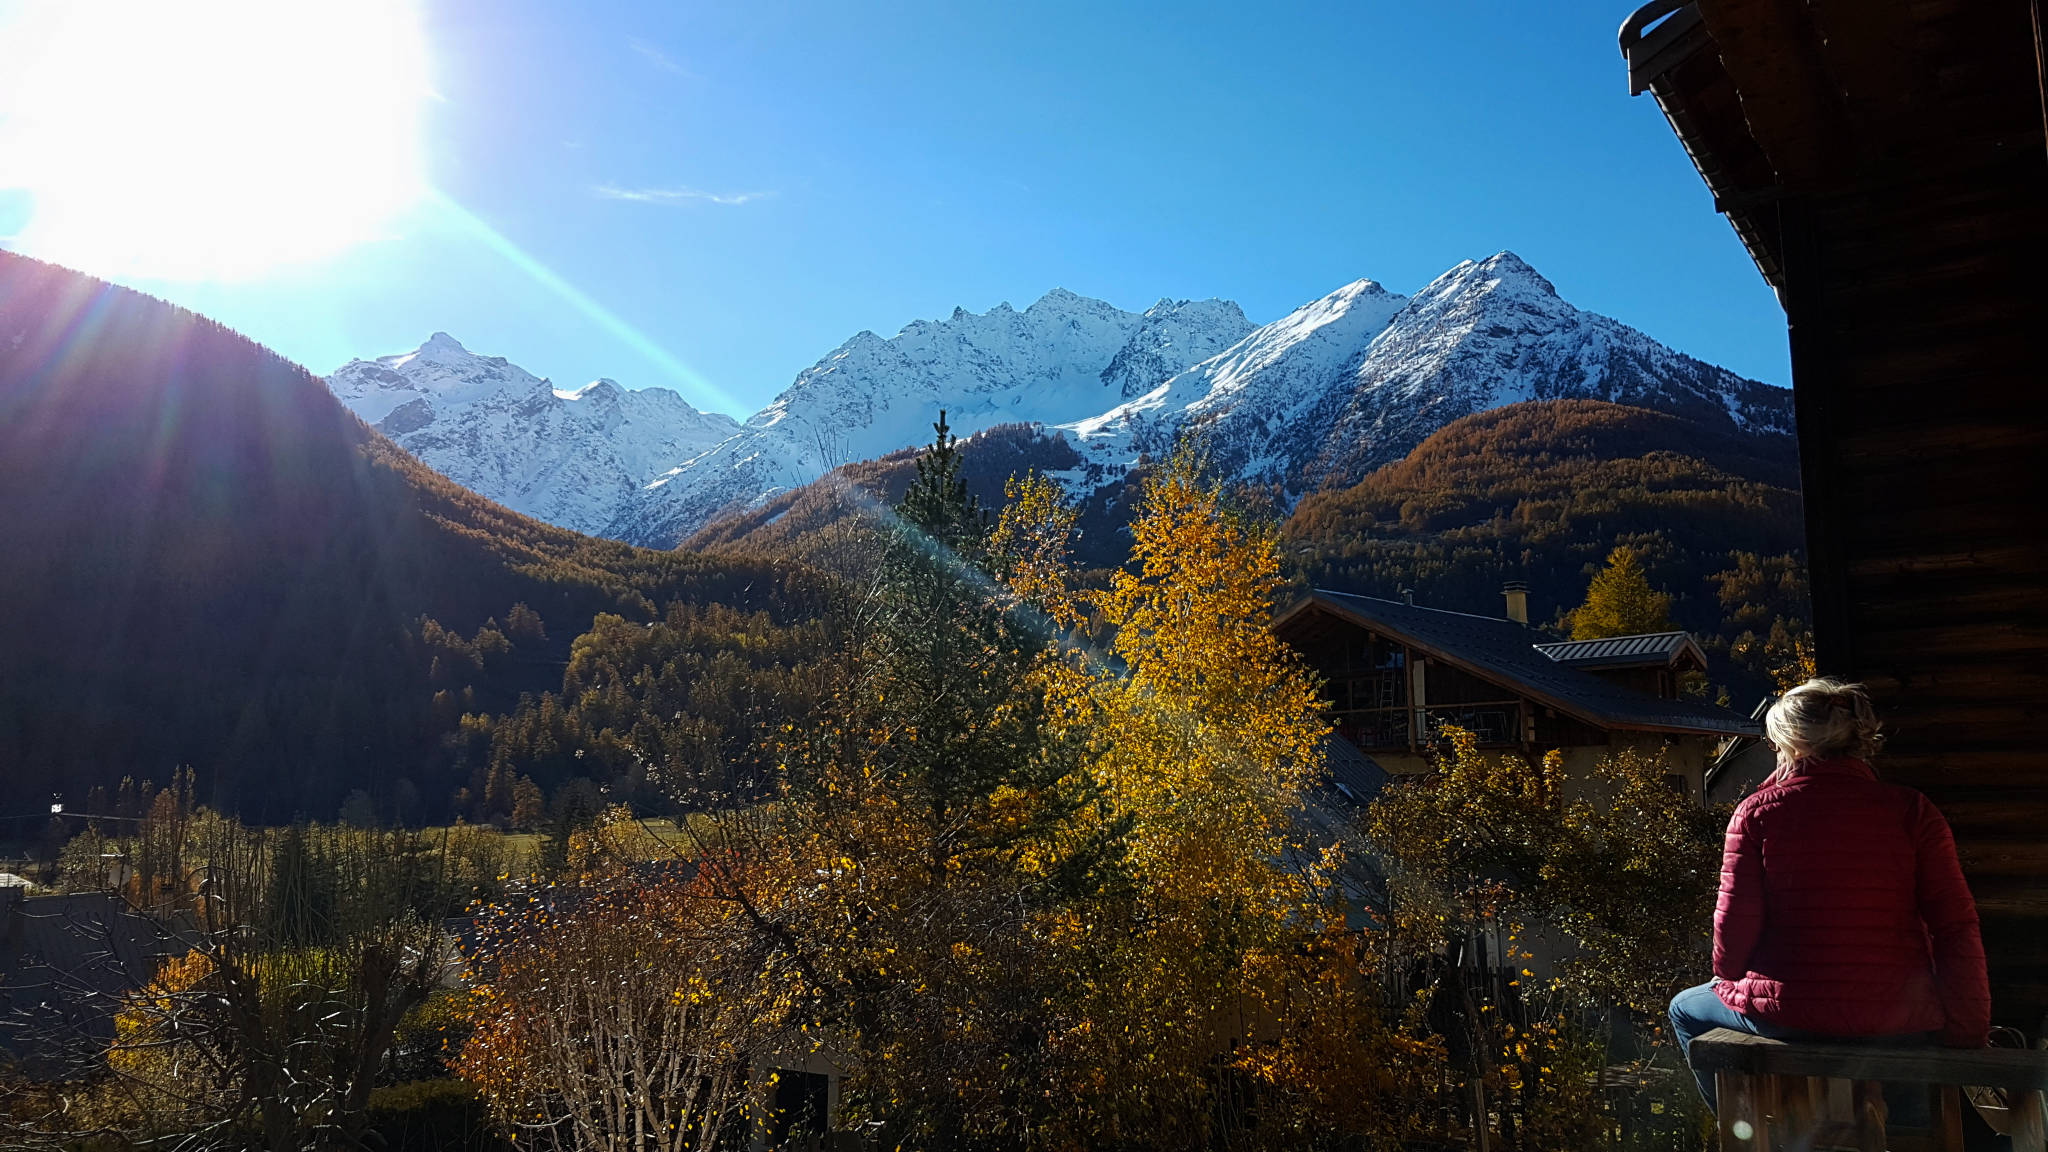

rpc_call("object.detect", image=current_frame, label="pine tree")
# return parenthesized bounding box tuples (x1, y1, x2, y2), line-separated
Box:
(896, 410, 988, 556)
(1568, 546, 1676, 639)
(538, 782, 602, 876)
(873, 408, 1091, 849)
(510, 774, 545, 831)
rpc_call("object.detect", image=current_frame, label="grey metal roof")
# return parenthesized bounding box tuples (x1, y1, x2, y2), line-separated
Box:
(1275, 590, 1760, 738)
(0, 891, 186, 1073)
(1292, 733, 1389, 920)
(1319, 732, 1392, 808)
(1533, 631, 1705, 670)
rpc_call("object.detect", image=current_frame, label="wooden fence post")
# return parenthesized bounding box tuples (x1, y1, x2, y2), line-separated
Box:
(1932, 1084, 1965, 1152)
(1718, 1070, 1763, 1151)
(2012, 1089, 2046, 1152)
(1852, 1080, 1886, 1152)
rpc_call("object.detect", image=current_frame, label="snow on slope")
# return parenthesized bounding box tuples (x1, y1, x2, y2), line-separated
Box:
(327, 333, 741, 536)
(1060, 277, 1409, 483)
(609, 291, 1253, 546)
(336, 252, 1790, 548)
(1100, 297, 1255, 398)
(1305, 252, 1794, 485)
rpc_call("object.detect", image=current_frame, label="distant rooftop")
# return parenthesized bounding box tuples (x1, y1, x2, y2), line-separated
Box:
(1279, 590, 1757, 738)
(1535, 631, 1705, 670)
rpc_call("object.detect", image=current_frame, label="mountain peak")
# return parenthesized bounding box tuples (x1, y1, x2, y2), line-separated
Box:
(407, 331, 489, 370)
(558, 377, 624, 401)
(1331, 276, 1396, 302)
(1100, 295, 1258, 397)
(1447, 251, 1559, 298)
(1402, 253, 1563, 316)
(1026, 287, 1115, 316)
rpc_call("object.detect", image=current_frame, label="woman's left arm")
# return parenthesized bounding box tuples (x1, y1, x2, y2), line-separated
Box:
(1713, 802, 1764, 981)
(1915, 795, 1990, 1047)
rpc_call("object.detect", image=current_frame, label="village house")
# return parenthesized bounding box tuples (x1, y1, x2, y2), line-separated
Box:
(1274, 583, 1758, 800)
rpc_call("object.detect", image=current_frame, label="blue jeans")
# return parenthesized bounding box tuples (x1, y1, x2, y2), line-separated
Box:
(1668, 981, 1932, 1122)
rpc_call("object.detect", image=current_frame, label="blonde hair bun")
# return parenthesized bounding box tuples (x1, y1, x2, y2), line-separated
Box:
(1765, 677, 1885, 761)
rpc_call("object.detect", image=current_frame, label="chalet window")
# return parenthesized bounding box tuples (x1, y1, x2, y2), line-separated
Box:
(1335, 708, 1412, 751)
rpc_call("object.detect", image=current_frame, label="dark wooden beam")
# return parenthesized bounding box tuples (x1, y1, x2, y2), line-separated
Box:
(1689, 1029, 2048, 1092)
(1697, 0, 1854, 186)
(1774, 196, 1853, 675)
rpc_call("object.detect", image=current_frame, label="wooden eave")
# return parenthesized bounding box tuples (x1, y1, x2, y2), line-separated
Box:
(1620, 0, 2047, 292)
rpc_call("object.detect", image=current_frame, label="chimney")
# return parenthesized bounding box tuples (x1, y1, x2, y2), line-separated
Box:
(1502, 580, 1529, 625)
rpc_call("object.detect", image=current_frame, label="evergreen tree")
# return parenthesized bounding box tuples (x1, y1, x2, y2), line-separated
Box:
(1568, 545, 1676, 639)
(265, 822, 331, 946)
(896, 410, 988, 556)
(690, 412, 1127, 1142)
(871, 410, 1093, 835)
(538, 781, 603, 876)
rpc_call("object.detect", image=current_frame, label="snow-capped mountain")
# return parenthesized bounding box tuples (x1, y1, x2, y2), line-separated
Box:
(1100, 297, 1255, 398)
(335, 252, 1792, 548)
(606, 291, 1255, 547)
(1058, 276, 1410, 485)
(327, 333, 740, 536)
(1056, 252, 1791, 496)
(1307, 252, 1790, 485)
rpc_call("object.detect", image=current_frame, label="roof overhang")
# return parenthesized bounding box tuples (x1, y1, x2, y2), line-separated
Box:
(1619, 0, 2047, 295)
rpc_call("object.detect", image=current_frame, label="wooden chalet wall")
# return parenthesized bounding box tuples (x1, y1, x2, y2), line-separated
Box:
(1630, 0, 2048, 1027)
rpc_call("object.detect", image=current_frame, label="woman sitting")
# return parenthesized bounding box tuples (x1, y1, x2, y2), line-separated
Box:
(1668, 677, 1990, 1113)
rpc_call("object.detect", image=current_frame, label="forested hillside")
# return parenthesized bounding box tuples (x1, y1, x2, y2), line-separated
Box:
(0, 253, 832, 821)
(0, 248, 1808, 827)
(695, 399, 1810, 705)
(687, 422, 1098, 559)
(1285, 399, 1810, 698)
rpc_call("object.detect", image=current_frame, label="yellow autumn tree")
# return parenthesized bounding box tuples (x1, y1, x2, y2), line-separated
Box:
(456, 443, 1440, 1152)
(1003, 451, 1437, 1149)
(1568, 545, 1676, 639)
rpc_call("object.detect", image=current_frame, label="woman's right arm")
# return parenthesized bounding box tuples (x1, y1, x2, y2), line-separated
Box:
(1915, 795, 1990, 1047)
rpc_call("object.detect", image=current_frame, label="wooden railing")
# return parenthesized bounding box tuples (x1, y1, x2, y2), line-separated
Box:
(1691, 1029, 2048, 1151)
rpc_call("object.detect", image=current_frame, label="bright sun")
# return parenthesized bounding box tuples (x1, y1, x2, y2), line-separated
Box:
(0, 0, 430, 281)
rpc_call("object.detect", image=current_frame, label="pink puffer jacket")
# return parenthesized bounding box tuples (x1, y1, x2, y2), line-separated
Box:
(1713, 756, 1990, 1047)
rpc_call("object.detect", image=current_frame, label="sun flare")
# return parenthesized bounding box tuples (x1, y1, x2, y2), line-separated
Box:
(0, 0, 430, 281)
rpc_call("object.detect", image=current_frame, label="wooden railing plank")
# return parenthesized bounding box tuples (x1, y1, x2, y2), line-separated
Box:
(1781, 1074, 1814, 1140)
(1756, 1073, 1784, 1147)
(1689, 1029, 2048, 1092)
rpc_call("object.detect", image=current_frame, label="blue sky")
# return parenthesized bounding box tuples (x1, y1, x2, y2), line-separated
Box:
(1, 0, 1787, 418)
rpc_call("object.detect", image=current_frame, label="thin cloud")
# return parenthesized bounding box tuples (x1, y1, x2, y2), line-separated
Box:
(594, 184, 775, 207)
(628, 37, 693, 77)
